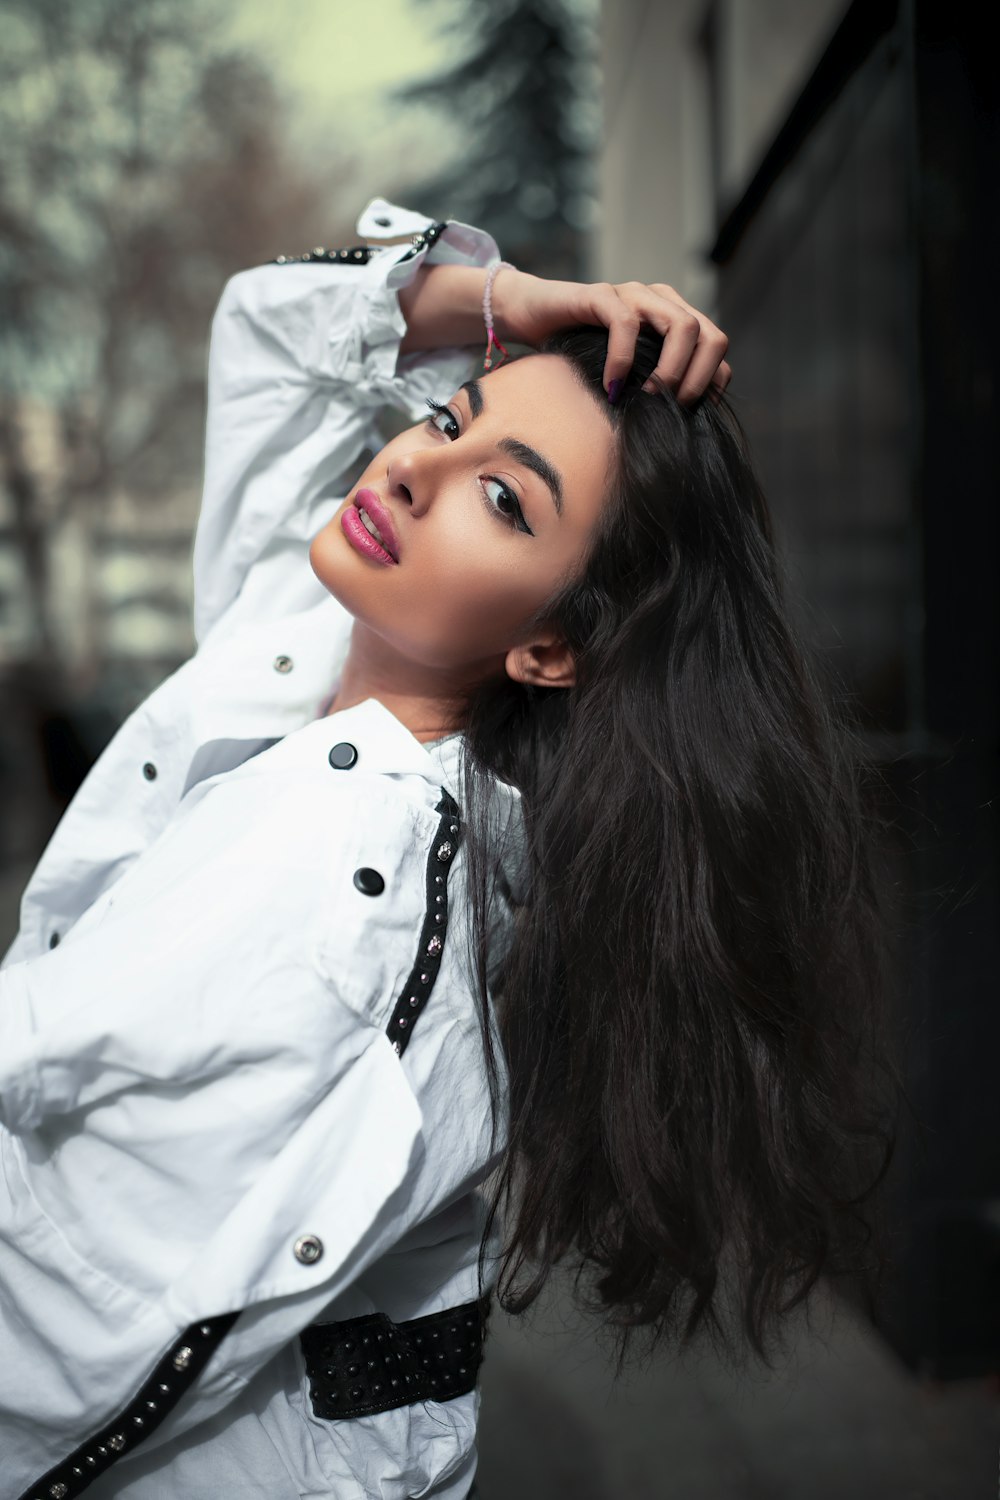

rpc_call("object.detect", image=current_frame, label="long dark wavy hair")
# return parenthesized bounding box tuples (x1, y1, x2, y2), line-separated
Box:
(452, 321, 905, 1376)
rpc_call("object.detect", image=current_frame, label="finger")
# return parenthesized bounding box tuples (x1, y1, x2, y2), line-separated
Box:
(589, 281, 729, 400)
(645, 284, 730, 398)
(624, 297, 702, 394)
(673, 335, 731, 405)
(594, 285, 643, 396)
(705, 362, 733, 407)
(608, 283, 715, 396)
(648, 283, 721, 329)
(570, 281, 680, 399)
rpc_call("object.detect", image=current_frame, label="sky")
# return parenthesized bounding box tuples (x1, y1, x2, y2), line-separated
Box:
(219, 0, 461, 210)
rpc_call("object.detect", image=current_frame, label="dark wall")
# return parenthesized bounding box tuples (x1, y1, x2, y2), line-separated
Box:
(710, 0, 998, 1377)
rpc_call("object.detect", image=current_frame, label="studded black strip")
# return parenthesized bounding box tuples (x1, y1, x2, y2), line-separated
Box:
(397, 219, 449, 262)
(270, 221, 449, 270)
(386, 788, 462, 1058)
(271, 244, 376, 266)
(301, 1290, 491, 1420)
(16, 1312, 239, 1500)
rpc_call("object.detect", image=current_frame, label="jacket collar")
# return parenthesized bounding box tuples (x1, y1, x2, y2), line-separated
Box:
(189, 594, 520, 808)
(295, 695, 465, 801)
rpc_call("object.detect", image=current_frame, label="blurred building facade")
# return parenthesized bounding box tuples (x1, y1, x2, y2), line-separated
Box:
(597, 0, 998, 1381)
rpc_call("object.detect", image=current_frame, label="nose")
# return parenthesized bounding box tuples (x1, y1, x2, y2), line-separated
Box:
(386, 444, 442, 517)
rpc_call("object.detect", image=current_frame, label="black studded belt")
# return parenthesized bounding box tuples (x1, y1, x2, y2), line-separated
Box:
(300, 1289, 492, 1419)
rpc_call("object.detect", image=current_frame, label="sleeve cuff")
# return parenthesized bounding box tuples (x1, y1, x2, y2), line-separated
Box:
(345, 197, 501, 419)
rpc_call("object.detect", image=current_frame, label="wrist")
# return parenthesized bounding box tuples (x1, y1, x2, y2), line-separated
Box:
(488, 264, 519, 345)
(482, 260, 516, 369)
(398, 264, 492, 353)
(489, 267, 544, 349)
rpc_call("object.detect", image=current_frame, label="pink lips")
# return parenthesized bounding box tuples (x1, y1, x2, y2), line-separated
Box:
(350, 488, 400, 562)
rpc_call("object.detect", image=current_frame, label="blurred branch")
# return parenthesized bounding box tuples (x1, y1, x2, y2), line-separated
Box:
(0, 0, 356, 680)
(0, 396, 56, 660)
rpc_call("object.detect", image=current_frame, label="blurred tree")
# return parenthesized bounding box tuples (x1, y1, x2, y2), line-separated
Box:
(0, 0, 352, 675)
(393, 0, 599, 278)
(0, 0, 353, 903)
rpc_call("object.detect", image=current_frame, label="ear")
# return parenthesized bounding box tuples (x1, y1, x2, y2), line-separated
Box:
(504, 631, 576, 690)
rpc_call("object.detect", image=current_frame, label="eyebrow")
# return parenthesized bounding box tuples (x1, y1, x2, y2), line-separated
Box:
(459, 378, 564, 517)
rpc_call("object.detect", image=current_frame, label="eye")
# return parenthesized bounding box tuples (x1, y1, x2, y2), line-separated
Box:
(482, 477, 532, 535)
(424, 398, 459, 440)
(424, 398, 533, 536)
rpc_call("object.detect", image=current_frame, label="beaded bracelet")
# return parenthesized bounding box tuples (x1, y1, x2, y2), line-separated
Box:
(482, 259, 515, 370)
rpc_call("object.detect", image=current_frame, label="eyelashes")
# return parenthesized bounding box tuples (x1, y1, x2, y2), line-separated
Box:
(424, 397, 460, 441)
(423, 399, 533, 536)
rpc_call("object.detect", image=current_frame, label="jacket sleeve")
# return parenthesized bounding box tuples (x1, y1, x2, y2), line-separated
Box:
(192, 197, 500, 646)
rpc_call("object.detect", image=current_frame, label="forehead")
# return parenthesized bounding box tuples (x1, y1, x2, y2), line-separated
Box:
(470, 354, 615, 499)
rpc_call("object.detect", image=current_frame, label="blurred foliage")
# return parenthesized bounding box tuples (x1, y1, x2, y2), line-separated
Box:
(0, 0, 351, 662)
(0, 0, 356, 889)
(395, 0, 600, 277)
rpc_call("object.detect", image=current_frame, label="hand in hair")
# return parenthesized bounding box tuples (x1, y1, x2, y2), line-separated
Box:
(397, 264, 731, 406)
(492, 268, 732, 405)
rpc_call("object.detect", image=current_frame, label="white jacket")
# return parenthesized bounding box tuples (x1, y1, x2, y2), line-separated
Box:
(0, 199, 524, 1500)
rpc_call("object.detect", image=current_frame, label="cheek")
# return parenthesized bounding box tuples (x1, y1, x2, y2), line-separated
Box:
(401, 542, 564, 666)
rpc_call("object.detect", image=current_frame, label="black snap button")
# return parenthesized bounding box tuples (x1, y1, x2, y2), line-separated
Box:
(328, 741, 358, 770)
(374, 215, 391, 227)
(353, 867, 385, 896)
(142, 761, 157, 781)
(49, 931, 60, 949)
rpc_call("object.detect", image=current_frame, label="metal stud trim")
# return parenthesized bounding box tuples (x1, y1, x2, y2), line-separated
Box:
(16, 1312, 239, 1500)
(385, 788, 461, 1059)
(272, 244, 376, 266)
(397, 219, 449, 262)
(300, 1290, 491, 1421)
(271, 222, 449, 269)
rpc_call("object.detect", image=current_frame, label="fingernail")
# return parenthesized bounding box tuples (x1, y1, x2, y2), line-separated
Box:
(607, 378, 623, 404)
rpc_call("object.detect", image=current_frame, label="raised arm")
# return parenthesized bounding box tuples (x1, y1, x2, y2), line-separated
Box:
(191, 199, 500, 645)
(398, 263, 732, 401)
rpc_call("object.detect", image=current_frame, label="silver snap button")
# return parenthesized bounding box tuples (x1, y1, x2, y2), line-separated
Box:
(294, 1233, 324, 1265)
(273, 654, 294, 674)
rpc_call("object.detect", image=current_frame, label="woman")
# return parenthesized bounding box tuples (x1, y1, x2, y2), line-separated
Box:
(0, 197, 899, 1498)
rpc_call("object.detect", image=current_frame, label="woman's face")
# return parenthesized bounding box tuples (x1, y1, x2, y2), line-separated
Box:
(309, 354, 615, 685)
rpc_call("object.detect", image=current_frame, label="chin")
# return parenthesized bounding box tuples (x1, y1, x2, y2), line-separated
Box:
(308, 513, 351, 590)
(308, 527, 329, 584)
(308, 515, 396, 637)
